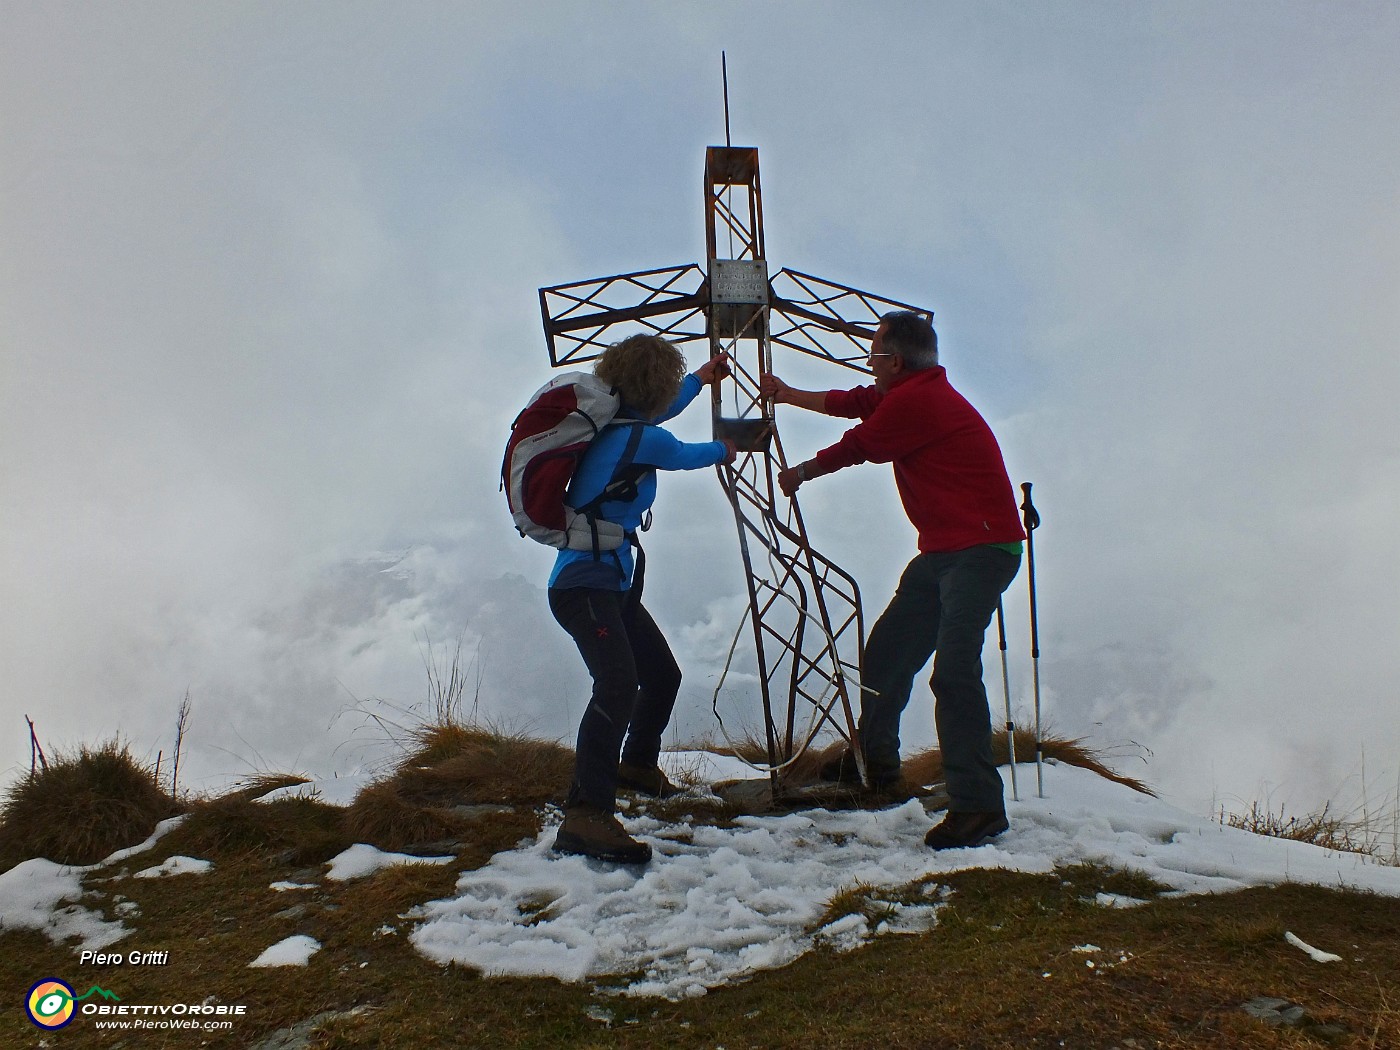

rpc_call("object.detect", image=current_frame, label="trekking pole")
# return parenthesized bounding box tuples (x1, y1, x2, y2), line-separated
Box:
(995, 599, 1018, 802)
(1020, 482, 1043, 797)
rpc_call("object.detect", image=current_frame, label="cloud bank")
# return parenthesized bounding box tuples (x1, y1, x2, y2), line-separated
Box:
(3, 3, 1396, 819)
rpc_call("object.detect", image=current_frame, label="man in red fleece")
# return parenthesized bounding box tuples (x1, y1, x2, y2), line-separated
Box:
(760, 311, 1024, 850)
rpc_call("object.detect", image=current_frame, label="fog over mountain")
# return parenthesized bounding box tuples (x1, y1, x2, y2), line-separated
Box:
(3, 2, 1397, 822)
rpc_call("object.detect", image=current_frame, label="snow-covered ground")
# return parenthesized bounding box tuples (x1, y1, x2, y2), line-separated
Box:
(3, 757, 1397, 1000)
(0, 815, 188, 952)
(408, 758, 1400, 998)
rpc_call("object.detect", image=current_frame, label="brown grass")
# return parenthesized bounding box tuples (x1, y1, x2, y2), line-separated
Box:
(711, 727, 1155, 797)
(0, 738, 181, 869)
(340, 721, 571, 852)
(342, 779, 475, 851)
(2, 724, 1398, 1049)
(4, 856, 1394, 1050)
(220, 772, 312, 803)
(1223, 799, 1381, 856)
(395, 722, 574, 805)
(159, 793, 353, 868)
(906, 728, 1156, 796)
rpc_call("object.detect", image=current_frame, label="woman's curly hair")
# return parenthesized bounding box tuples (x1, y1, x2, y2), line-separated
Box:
(593, 334, 688, 418)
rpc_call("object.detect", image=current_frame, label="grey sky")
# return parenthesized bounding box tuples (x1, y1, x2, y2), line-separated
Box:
(3, 1, 1397, 819)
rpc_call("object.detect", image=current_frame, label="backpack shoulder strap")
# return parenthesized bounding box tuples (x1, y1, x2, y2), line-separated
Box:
(574, 419, 655, 556)
(582, 420, 651, 506)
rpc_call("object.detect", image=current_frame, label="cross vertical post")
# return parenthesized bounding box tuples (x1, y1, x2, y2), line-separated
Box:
(703, 145, 866, 791)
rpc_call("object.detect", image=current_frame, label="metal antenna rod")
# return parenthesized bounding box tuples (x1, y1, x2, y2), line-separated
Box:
(722, 51, 732, 147)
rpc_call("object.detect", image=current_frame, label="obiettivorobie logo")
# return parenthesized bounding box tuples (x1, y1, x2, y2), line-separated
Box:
(25, 979, 121, 1029)
(25, 978, 248, 1032)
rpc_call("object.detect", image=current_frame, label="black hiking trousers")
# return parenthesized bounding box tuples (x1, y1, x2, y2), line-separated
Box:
(549, 570, 682, 812)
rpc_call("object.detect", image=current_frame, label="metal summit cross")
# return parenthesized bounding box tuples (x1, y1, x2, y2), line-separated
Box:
(538, 74, 932, 797)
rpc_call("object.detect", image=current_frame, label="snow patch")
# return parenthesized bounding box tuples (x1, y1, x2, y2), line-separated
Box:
(100, 816, 190, 865)
(0, 816, 191, 951)
(133, 855, 213, 878)
(324, 843, 454, 882)
(1094, 892, 1148, 908)
(249, 934, 322, 968)
(1285, 931, 1343, 963)
(412, 800, 963, 999)
(0, 858, 129, 950)
(257, 775, 373, 808)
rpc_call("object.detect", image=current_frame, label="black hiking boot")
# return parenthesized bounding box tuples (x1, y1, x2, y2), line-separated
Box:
(617, 762, 684, 798)
(817, 747, 864, 786)
(554, 805, 652, 865)
(924, 810, 1009, 851)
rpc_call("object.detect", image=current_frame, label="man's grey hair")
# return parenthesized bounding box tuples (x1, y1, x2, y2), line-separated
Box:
(879, 310, 938, 370)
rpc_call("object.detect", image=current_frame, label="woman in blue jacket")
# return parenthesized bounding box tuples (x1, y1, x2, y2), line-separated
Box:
(551, 334, 733, 864)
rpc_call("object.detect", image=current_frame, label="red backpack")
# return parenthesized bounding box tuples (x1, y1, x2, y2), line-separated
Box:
(501, 372, 644, 551)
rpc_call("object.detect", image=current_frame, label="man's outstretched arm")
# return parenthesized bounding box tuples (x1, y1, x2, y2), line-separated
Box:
(759, 373, 831, 415)
(760, 372, 843, 497)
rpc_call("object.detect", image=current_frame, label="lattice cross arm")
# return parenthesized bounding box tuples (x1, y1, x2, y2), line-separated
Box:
(540, 263, 711, 368)
(768, 268, 933, 375)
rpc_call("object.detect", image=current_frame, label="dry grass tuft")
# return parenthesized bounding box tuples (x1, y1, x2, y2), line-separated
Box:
(905, 729, 1156, 797)
(709, 727, 1154, 797)
(343, 780, 473, 852)
(393, 722, 574, 806)
(706, 734, 834, 784)
(341, 721, 572, 851)
(1223, 799, 1382, 858)
(815, 881, 909, 930)
(164, 793, 351, 866)
(0, 738, 181, 868)
(220, 772, 313, 803)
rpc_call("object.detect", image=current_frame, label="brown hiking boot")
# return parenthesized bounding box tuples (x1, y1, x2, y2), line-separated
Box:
(617, 761, 683, 798)
(554, 804, 652, 864)
(924, 810, 1009, 851)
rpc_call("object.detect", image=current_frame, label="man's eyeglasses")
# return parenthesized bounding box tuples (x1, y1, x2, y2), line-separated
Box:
(865, 352, 897, 364)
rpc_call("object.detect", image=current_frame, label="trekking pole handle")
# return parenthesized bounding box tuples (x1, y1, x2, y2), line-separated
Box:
(1020, 482, 1040, 531)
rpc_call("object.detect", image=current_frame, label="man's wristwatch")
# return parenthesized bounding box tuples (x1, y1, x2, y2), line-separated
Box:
(795, 462, 809, 482)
